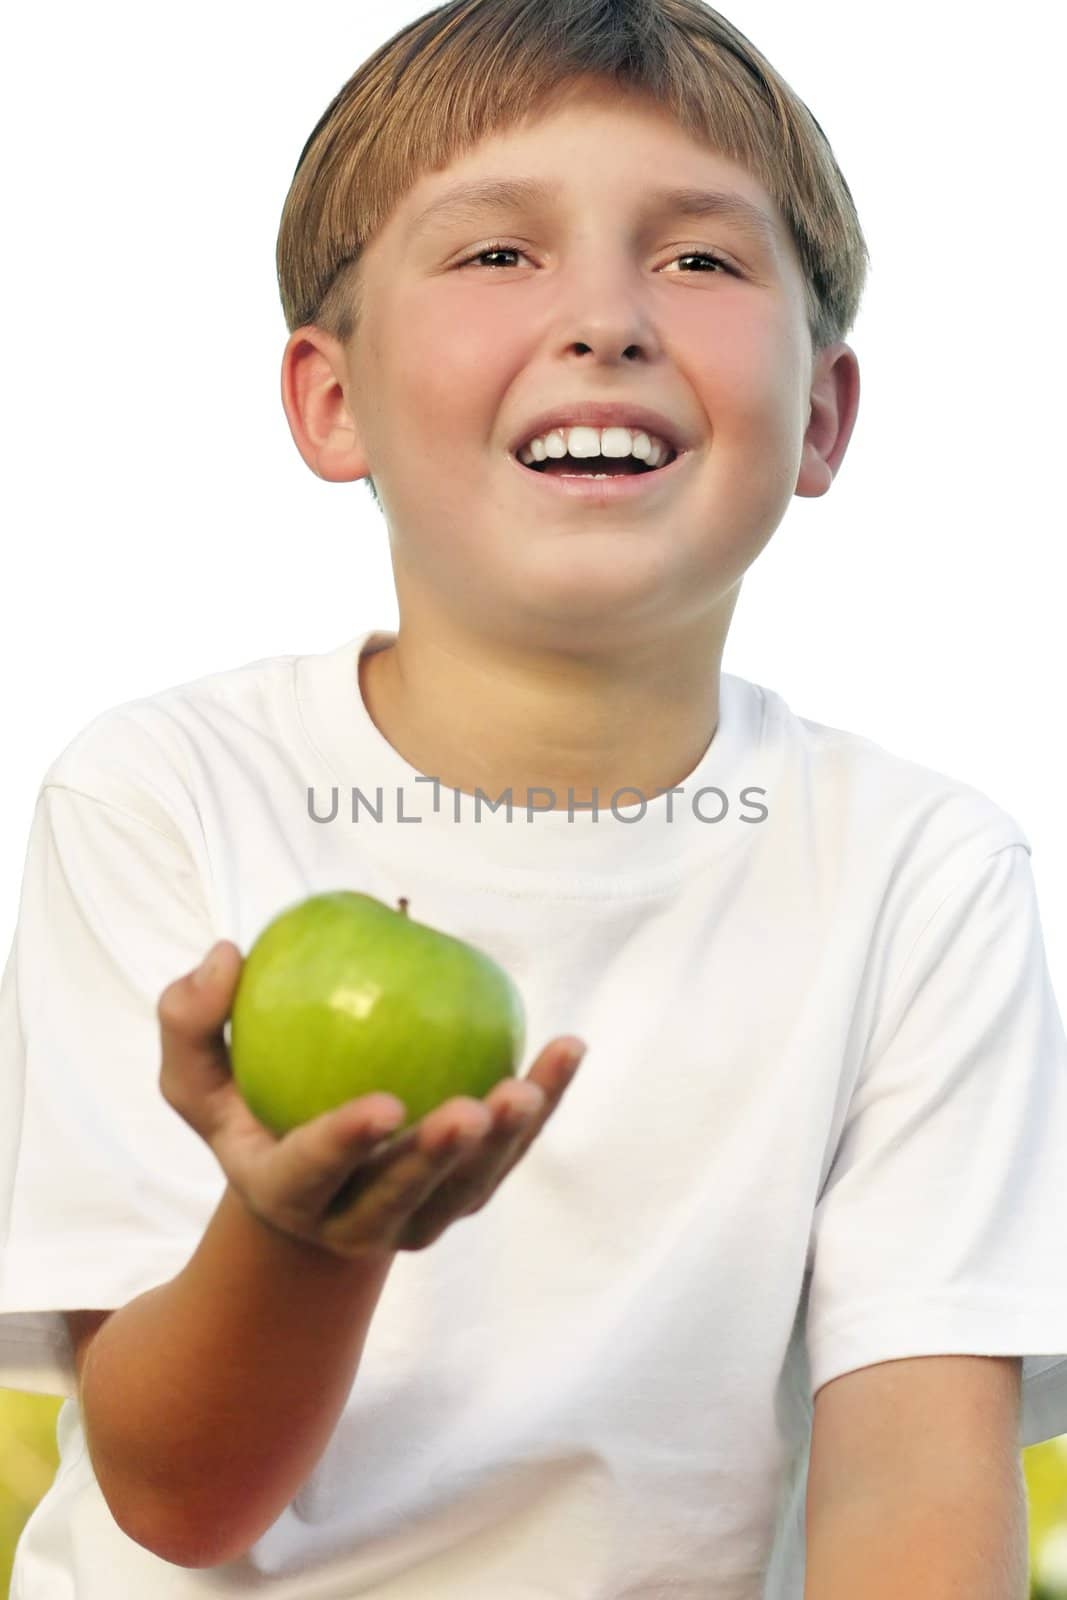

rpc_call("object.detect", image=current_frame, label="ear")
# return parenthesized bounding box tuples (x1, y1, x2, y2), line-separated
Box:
(279, 325, 372, 485)
(795, 341, 862, 499)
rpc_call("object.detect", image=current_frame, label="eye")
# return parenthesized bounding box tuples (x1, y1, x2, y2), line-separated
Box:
(666, 251, 740, 277)
(457, 244, 535, 270)
(456, 243, 741, 277)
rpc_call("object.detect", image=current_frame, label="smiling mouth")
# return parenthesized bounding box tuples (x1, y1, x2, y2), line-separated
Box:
(520, 450, 678, 477)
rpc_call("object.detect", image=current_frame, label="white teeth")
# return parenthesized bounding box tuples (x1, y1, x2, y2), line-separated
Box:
(518, 425, 672, 469)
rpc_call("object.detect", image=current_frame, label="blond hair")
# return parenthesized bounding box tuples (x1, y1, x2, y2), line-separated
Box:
(277, 0, 871, 508)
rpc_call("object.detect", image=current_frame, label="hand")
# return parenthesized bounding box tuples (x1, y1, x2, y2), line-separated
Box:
(157, 940, 586, 1259)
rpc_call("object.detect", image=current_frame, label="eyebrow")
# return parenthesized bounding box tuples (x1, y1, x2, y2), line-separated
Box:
(407, 177, 783, 254)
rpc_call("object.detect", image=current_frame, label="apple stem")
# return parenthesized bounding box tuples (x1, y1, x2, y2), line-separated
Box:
(398, 897, 409, 917)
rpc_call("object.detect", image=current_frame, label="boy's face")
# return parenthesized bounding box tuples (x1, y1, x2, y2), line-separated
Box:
(286, 77, 858, 658)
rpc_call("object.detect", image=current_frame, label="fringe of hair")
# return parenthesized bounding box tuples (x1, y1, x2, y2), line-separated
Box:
(276, 0, 871, 510)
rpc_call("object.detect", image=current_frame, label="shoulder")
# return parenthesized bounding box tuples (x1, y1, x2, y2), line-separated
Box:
(38, 646, 302, 836)
(747, 677, 1028, 869)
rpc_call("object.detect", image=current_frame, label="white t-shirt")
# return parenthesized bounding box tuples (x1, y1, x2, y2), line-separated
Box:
(3, 626, 1066, 1600)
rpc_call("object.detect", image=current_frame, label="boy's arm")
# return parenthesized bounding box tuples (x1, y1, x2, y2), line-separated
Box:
(803, 1465, 1029, 1599)
(70, 936, 576, 1571)
(75, 1183, 396, 1570)
(803, 1354, 1029, 1599)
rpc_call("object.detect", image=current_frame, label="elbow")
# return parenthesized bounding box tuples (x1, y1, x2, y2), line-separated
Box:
(85, 1426, 264, 1568)
(113, 1506, 253, 1571)
(101, 1479, 257, 1571)
(105, 1496, 212, 1570)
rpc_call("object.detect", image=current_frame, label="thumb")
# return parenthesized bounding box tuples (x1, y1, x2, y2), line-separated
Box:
(158, 940, 244, 1131)
(179, 939, 243, 1026)
(158, 940, 242, 1045)
(191, 934, 244, 998)
(191, 938, 241, 999)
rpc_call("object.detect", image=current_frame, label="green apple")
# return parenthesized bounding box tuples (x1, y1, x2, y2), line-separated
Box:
(229, 890, 525, 1137)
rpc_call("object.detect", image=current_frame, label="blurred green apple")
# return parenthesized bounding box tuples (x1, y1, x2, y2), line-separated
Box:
(229, 890, 525, 1137)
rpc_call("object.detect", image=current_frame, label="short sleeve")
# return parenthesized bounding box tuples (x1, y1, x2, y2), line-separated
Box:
(0, 782, 227, 1398)
(806, 840, 1067, 1447)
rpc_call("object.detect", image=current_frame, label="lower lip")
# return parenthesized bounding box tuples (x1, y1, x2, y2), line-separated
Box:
(508, 449, 690, 503)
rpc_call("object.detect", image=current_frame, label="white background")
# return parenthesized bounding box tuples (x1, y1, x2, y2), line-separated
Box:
(2, 2, 1064, 992)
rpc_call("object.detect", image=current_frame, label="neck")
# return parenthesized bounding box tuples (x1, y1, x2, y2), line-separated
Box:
(358, 619, 732, 812)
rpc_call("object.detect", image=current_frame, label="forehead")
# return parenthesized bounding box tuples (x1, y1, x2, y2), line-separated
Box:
(405, 175, 784, 259)
(390, 87, 791, 261)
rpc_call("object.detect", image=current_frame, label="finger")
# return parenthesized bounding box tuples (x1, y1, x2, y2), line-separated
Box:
(323, 1112, 493, 1248)
(252, 1095, 413, 1219)
(402, 1041, 584, 1220)
(524, 1036, 587, 1099)
(484, 1079, 547, 1133)
(330, 1042, 585, 1254)
(481, 1039, 584, 1140)
(456, 1042, 585, 1201)
(157, 941, 247, 1135)
(456, 1038, 581, 1137)
(158, 940, 241, 1050)
(393, 1073, 567, 1251)
(436, 1101, 542, 1215)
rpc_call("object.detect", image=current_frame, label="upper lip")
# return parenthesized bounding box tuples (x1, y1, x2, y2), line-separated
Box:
(509, 402, 690, 458)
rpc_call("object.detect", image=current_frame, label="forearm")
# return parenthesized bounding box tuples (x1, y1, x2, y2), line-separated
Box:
(803, 1465, 1031, 1600)
(81, 1182, 396, 1568)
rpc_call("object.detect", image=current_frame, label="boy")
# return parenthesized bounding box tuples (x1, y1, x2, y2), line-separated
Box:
(2, 0, 1066, 1594)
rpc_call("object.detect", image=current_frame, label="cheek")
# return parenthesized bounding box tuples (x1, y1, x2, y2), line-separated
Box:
(404, 286, 518, 382)
(380, 292, 520, 461)
(705, 334, 782, 418)
(691, 322, 807, 517)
